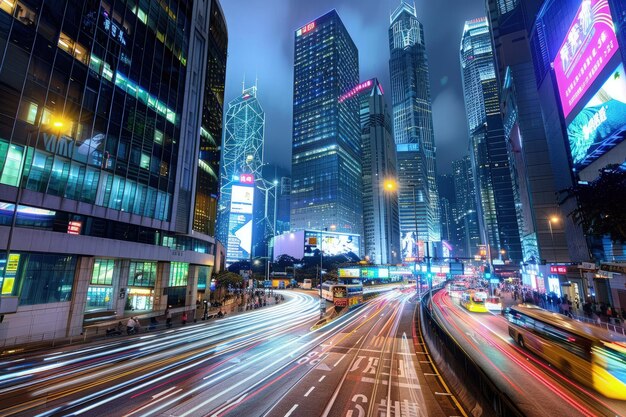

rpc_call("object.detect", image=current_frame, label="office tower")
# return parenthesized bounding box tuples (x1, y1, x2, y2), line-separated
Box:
(460, 17, 522, 262)
(452, 156, 481, 258)
(0, 0, 225, 340)
(437, 174, 456, 247)
(486, 0, 567, 264)
(194, 2, 228, 240)
(388, 1, 441, 261)
(348, 78, 401, 265)
(291, 10, 362, 239)
(218, 85, 265, 264)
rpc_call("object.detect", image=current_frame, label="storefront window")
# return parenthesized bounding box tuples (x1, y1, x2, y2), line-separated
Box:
(92, 258, 114, 285)
(125, 287, 153, 311)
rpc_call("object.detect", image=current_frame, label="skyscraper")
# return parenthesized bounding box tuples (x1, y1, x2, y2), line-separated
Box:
(194, 1, 228, 239)
(0, 0, 225, 340)
(388, 1, 440, 261)
(452, 156, 481, 258)
(218, 85, 265, 264)
(291, 11, 362, 239)
(460, 17, 522, 262)
(486, 0, 567, 264)
(350, 79, 401, 265)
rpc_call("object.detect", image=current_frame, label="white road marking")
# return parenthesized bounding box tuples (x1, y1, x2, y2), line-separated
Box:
(152, 386, 177, 399)
(318, 375, 326, 382)
(284, 404, 299, 417)
(304, 386, 315, 397)
(334, 354, 346, 367)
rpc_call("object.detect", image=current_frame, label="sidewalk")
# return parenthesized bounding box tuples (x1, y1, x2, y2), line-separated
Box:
(1, 290, 286, 357)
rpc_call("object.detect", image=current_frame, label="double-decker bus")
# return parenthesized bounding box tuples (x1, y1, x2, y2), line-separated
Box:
(505, 304, 626, 399)
(448, 283, 468, 299)
(321, 281, 363, 307)
(460, 290, 488, 313)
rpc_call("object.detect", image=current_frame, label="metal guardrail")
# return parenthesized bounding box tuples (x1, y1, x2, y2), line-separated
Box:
(420, 288, 524, 417)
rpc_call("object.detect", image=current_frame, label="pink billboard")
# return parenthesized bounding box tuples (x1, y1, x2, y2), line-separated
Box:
(553, 0, 618, 119)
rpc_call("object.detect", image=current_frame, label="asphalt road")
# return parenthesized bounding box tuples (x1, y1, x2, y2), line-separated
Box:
(431, 289, 626, 417)
(0, 289, 462, 417)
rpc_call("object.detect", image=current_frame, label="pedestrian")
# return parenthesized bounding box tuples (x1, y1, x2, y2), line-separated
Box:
(126, 317, 136, 335)
(165, 307, 172, 328)
(181, 311, 187, 326)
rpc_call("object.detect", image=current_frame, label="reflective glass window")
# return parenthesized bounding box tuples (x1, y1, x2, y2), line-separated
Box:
(91, 258, 115, 285)
(17, 253, 76, 305)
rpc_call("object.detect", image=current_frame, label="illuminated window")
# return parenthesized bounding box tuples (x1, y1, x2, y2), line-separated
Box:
(0, 0, 15, 15)
(160, 161, 169, 176)
(140, 153, 150, 169)
(169, 262, 189, 287)
(154, 129, 164, 144)
(0, 144, 24, 186)
(91, 258, 115, 285)
(128, 261, 157, 287)
(57, 32, 74, 54)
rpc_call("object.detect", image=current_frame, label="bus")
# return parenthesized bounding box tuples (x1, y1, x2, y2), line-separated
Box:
(448, 283, 468, 299)
(321, 281, 363, 307)
(301, 279, 313, 290)
(505, 304, 626, 400)
(460, 290, 488, 313)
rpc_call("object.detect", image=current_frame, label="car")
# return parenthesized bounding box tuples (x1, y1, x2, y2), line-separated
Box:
(485, 296, 502, 312)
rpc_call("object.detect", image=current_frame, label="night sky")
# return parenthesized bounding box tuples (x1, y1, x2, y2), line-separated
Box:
(220, 0, 485, 174)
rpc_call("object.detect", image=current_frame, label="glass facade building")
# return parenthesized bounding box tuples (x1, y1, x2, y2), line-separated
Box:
(0, 0, 226, 341)
(217, 85, 264, 264)
(357, 79, 400, 265)
(388, 1, 440, 261)
(460, 17, 522, 262)
(451, 156, 481, 258)
(486, 0, 567, 265)
(290, 10, 362, 239)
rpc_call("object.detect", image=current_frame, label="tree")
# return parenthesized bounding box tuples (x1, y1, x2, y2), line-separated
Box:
(561, 165, 626, 242)
(215, 271, 244, 289)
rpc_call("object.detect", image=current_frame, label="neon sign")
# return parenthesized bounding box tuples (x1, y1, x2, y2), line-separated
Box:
(550, 266, 568, 275)
(338, 79, 374, 103)
(232, 174, 254, 184)
(297, 21, 316, 36)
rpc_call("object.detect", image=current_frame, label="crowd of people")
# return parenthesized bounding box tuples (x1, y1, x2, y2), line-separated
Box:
(499, 283, 625, 325)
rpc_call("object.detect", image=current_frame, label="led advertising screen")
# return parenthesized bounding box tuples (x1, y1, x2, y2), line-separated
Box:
(226, 183, 254, 262)
(303, 230, 360, 257)
(567, 63, 626, 168)
(553, 0, 618, 119)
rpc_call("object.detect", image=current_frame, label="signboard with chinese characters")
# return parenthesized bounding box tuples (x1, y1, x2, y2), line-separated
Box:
(566, 63, 626, 168)
(338, 268, 360, 278)
(550, 265, 568, 275)
(553, 0, 618, 119)
(296, 21, 316, 36)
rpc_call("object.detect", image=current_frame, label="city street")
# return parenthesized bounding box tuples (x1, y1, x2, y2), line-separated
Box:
(431, 289, 626, 417)
(0, 290, 461, 417)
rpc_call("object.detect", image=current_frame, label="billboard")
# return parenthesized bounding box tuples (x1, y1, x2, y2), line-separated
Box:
(303, 230, 360, 257)
(567, 63, 626, 167)
(553, 0, 618, 119)
(226, 183, 254, 262)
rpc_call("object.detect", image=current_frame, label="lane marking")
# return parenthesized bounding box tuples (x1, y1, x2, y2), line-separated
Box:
(318, 375, 326, 382)
(284, 404, 299, 417)
(333, 354, 346, 367)
(434, 392, 452, 396)
(304, 386, 315, 397)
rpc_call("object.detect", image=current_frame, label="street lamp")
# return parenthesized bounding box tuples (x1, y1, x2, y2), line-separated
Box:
(548, 216, 560, 263)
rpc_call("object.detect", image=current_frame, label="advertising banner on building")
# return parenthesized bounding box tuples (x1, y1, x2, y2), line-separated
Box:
(226, 183, 254, 262)
(567, 63, 626, 168)
(303, 230, 359, 257)
(553, 0, 618, 119)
